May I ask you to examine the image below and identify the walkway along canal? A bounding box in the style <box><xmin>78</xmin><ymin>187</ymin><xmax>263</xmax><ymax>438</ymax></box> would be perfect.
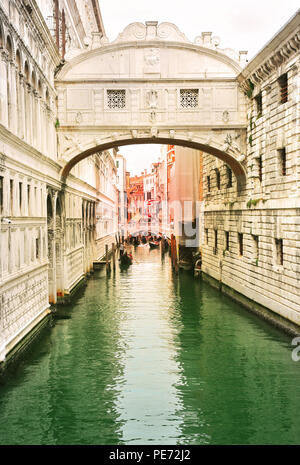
<box><xmin>0</xmin><ymin>245</ymin><xmax>300</xmax><ymax>445</ymax></box>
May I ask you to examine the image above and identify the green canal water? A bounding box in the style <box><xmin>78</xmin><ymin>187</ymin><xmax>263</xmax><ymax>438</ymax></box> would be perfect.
<box><xmin>1</xmin><ymin>246</ymin><xmax>300</xmax><ymax>445</ymax></box>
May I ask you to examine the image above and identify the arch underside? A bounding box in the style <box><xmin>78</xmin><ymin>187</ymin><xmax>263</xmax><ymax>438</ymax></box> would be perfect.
<box><xmin>60</xmin><ymin>136</ymin><xmax>247</xmax><ymax>192</ymax></box>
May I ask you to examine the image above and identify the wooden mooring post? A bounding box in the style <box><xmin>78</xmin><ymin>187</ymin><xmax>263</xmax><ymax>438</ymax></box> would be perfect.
<box><xmin>112</xmin><ymin>243</ymin><xmax>116</xmax><ymax>270</ymax></box>
<box><xmin>105</xmin><ymin>244</ymin><xmax>111</xmax><ymax>274</ymax></box>
<box><xmin>171</xmin><ymin>234</ymin><xmax>178</xmax><ymax>273</ymax></box>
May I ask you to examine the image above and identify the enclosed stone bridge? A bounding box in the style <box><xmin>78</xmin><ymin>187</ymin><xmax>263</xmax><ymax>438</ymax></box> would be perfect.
<box><xmin>55</xmin><ymin>21</ymin><xmax>248</xmax><ymax>190</ymax></box>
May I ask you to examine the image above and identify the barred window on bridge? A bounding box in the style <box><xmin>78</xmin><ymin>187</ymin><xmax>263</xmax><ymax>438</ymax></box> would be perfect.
<box><xmin>180</xmin><ymin>89</ymin><xmax>199</xmax><ymax>108</ymax></box>
<box><xmin>107</xmin><ymin>89</ymin><xmax>126</xmax><ymax>109</ymax></box>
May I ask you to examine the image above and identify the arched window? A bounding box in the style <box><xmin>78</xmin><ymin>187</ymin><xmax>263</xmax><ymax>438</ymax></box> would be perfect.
<box><xmin>6</xmin><ymin>35</ymin><xmax>13</xmax><ymax>60</ymax></box>
<box><xmin>38</xmin><ymin>79</ymin><xmax>42</xmax><ymax>97</ymax></box>
<box><xmin>16</xmin><ymin>49</ymin><xmax>21</xmax><ymax>72</ymax></box>
<box><xmin>0</xmin><ymin>25</ymin><xmax>4</xmax><ymax>48</ymax></box>
<box><xmin>31</xmin><ymin>70</ymin><xmax>37</xmax><ymax>90</ymax></box>
<box><xmin>45</xmin><ymin>88</ymin><xmax>50</xmax><ymax>106</ymax></box>
<box><xmin>24</xmin><ymin>61</ymin><xmax>29</xmax><ymax>82</ymax></box>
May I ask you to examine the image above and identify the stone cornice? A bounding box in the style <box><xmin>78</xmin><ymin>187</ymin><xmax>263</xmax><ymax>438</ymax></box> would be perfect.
<box><xmin>0</xmin><ymin>123</ymin><xmax>62</xmax><ymax>173</ymax></box>
<box><xmin>56</xmin><ymin>40</ymin><xmax>243</xmax><ymax>80</ymax></box>
<box><xmin>19</xmin><ymin>0</ymin><xmax>61</xmax><ymax>67</ymax></box>
<box><xmin>238</xmin><ymin>10</ymin><xmax>300</xmax><ymax>89</ymax></box>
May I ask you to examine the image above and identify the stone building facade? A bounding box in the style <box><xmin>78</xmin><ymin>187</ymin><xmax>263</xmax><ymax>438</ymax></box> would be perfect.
<box><xmin>0</xmin><ymin>0</ymin><xmax>116</xmax><ymax>364</ymax></box>
<box><xmin>201</xmin><ymin>11</ymin><xmax>300</xmax><ymax>329</ymax></box>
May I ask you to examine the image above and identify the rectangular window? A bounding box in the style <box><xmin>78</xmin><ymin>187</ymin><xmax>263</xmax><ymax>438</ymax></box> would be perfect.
<box><xmin>207</xmin><ymin>176</ymin><xmax>211</xmax><ymax>193</ymax></box>
<box><xmin>213</xmin><ymin>229</ymin><xmax>218</xmax><ymax>255</ymax></box>
<box><xmin>278</xmin><ymin>73</ymin><xmax>288</xmax><ymax>104</ymax></box>
<box><xmin>10</xmin><ymin>179</ymin><xmax>13</xmax><ymax>216</ymax></box>
<box><xmin>107</xmin><ymin>89</ymin><xmax>126</xmax><ymax>109</ymax></box>
<box><xmin>255</xmin><ymin>92</ymin><xmax>262</xmax><ymax>116</ymax></box>
<box><xmin>278</xmin><ymin>148</ymin><xmax>286</xmax><ymax>176</ymax></box>
<box><xmin>225</xmin><ymin>231</ymin><xmax>229</xmax><ymax>251</ymax></box>
<box><xmin>252</xmin><ymin>235</ymin><xmax>259</xmax><ymax>260</ymax></box>
<box><xmin>0</xmin><ymin>176</ymin><xmax>3</xmax><ymax>214</ymax></box>
<box><xmin>180</xmin><ymin>89</ymin><xmax>199</xmax><ymax>108</ymax></box>
<box><xmin>19</xmin><ymin>182</ymin><xmax>22</xmax><ymax>212</ymax></box>
<box><xmin>275</xmin><ymin>238</ymin><xmax>283</xmax><ymax>266</ymax></box>
<box><xmin>227</xmin><ymin>166</ymin><xmax>232</xmax><ymax>188</ymax></box>
<box><xmin>36</xmin><ymin>237</ymin><xmax>39</xmax><ymax>259</ymax></box>
<box><xmin>205</xmin><ymin>228</ymin><xmax>209</xmax><ymax>245</ymax></box>
<box><xmin>258</xmin><ymin>156</ymin><xmax>263</xmax><ymax>182</ymax></box>
<box><xmin>238</xmin><ymin>233</ymin><xmax>243</xmax><ymax>256</ymax></box>
<box><xmin>27</xmin><ymin>185</ymin><xmax>31</xmax><ymax>215</ymax></box>
<box><xmin>215</xmin><ymin>169</ymin><xmax>221</xmax><ymax>190</ymax></box>
<box><xmin>116</xmin><ymin>160</ymin><xmax>119</xmax><ymax>168</ymax></box>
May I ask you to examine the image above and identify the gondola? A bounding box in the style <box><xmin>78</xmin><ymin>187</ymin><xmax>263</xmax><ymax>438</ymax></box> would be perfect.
<box><xmin>120</xmin><ymin>253</ymin><xmax>132</xmax><ymax>266</ymax></box>
<box><xmin>149</xmin><ymin>241</ymin><xmax>160</xmax><ymax>249</ymax></box>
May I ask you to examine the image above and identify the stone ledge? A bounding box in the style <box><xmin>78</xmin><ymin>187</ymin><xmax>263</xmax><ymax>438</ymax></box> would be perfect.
<box><xmin>0</xmin><ymin>308</ymin><xmax>52</xmax><ymax>375</ymax></box>
<box><xmin>201</xmin><ymin>271</ymin><xmax>300</xmax><ymax>337</ymax></box>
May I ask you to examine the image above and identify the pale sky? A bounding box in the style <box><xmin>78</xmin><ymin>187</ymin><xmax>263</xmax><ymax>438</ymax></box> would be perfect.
<box><xmin>100</xmin><ymin>0</ymin><xmax>299</xmax><ymax>175</ymax></box>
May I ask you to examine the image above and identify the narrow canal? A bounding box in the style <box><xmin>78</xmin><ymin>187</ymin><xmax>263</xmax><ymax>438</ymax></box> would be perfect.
<box><xmin>1</xmin><ymin>245</ymin><xmax>300</xmax><ymax>445</ymax></box>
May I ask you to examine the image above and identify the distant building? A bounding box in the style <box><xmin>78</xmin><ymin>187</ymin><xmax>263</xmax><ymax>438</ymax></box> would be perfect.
<box><xmin>115</xmin><ymin>152</ymin><xmax>127</xmax><ymax>238</ymax></box>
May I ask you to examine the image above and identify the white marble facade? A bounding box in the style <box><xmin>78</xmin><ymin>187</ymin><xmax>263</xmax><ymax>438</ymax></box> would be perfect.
<box><xmin>0</xmin><ymin>0</ymin><xmax>115</xmax><ymax>363</ymax></box>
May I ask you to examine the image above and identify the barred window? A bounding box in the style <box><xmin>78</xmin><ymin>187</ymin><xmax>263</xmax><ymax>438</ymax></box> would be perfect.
<box><xmin>278</xmin><ymin>73</ymin><xmax>288</xmax><ymax>104</ymax></box>
<box><xmin>213</xmin><ymin>229</ymin><xmax>218</xmax><ymax>255</ymax></box>
<box><xmin>225</xmin><ymin>231</ymin><xmax>230</xmax><ymax>251</ymax></box>
<box><xmin>275</xmin><ymin>238</ymin><xmax>283</xmax><ymax>266</ymax></box>
<box><xmin>255</xmin><ymin>92</ymin><xmax>262</xmax><ymax>116</ymax></box>
<box><xmin>215</xmin><ymin>169</ymin><xmax>221</xmax><ymax>190</ymax></box>
<box><xmin>226</xmin><ymin>166</ymin><xmax>233</xmax><ymax>188</ymax></box>
<box><xmin>278</xmin><ymin>148</ymin><xmax>286</xmax><ymax>176</ymax></box>
<box><xmin>107</xmin><ymin>89</ymin><xmax>126</xmax><ymax>109</ymax></box>
<box><xmin>238</xmin><ymin>233</ymin><xmax>243</xmax><ymax>256</ymax></box>
<box><xmin>180</xmin><ymin>89</ymin><xmax>199</xmax><ymax>108</ymax></box>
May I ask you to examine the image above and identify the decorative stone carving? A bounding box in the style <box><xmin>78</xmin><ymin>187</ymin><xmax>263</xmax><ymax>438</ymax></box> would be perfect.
<box><xmin>75</xmin><ymin>112</ymin><xmax>83</xmax><ymax>124</ymax></box>
<box><xmin>146</xmin><ymin>90</ymin><xmax>158</xmax><ymax>109</ymax></box>
<box><xmin>0</xmin><ymin>152</ymin><xmax>6</xmax><ymax>171</ymax></box>
<box><xmin>151</xmin><ymin>127</ymin><xmax>158</xmax><ymax>138</ymax></box>
<box><xmin>59</xmin><ymin>134</ymin><xmax>83</xmax><ymax>159</ymax></box>
<box><xmin>222</xmin><ymin>110</ymin><xmax>229</xmax><ymax>122</ymax></box>
<box><xmin>114</xmin><ymin>22</ymin><xmax>146</xmax><ymax>42</ymax></box>
<box><xmin>156</xmin><ymin>23</ymin><xmax>189</xmax><ymax>43</ymax></box>
<box><xmin>144</xmin><ymin>49</ymin><xmax>160</xmax><ymax>74</ymax></box>
<box><xmin>223</xmin><ymin>133</ymin><xmax>242</xmax><ymax>154</ymax></box>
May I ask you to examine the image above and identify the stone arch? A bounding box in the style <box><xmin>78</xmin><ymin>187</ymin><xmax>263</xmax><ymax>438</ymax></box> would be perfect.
<box><xmin>31</xmin><ymin>70</ymin><xmax>37</xmax><ymax>90</ymax></box>
<box><xmin>15</xmin><ymin>48</ymin><xmax>21</xmax><ymax>71</ymax></box>
<box><xmin>24</xmin><ymin>60</ymin><xmax>29</xmax><ymax>82</ymax></box>
<box><xmin>61</xmin><ymin>137</ymin><xmax>247</xmax><ymax>192</ymax></box>
<box><xmin>37</xmin><ymin>78</ymin><xmax>42</xmax><ymax>97</ymax></box>
<box><xmin>5</xmin><ymin>34</ymin><xmax>13</xmax><ymax>60</ymax></box>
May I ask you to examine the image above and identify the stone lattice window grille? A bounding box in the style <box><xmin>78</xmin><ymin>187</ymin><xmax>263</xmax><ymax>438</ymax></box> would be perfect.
<box><xmin>107</xmin><ymin>89</ymin><xmax>126</xmax><ymax>109</ymax></box>
<box><xmin>180</xmin><ymin>89</ymin><xmax>199</xmax><ymax>108</ymax></box>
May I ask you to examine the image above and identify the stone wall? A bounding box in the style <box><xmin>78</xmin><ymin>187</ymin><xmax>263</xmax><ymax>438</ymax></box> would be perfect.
<box><xmin>201</xmin><ymin>12</ymin><xmax>300</xmax><ymax>327</ymax></box>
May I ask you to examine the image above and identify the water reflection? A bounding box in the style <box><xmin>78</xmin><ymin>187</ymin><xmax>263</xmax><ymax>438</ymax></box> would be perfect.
<box><xmin>0</xmin><ymin>247</ymin><xmax>300</xmax><ymax>444</ymax></box>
